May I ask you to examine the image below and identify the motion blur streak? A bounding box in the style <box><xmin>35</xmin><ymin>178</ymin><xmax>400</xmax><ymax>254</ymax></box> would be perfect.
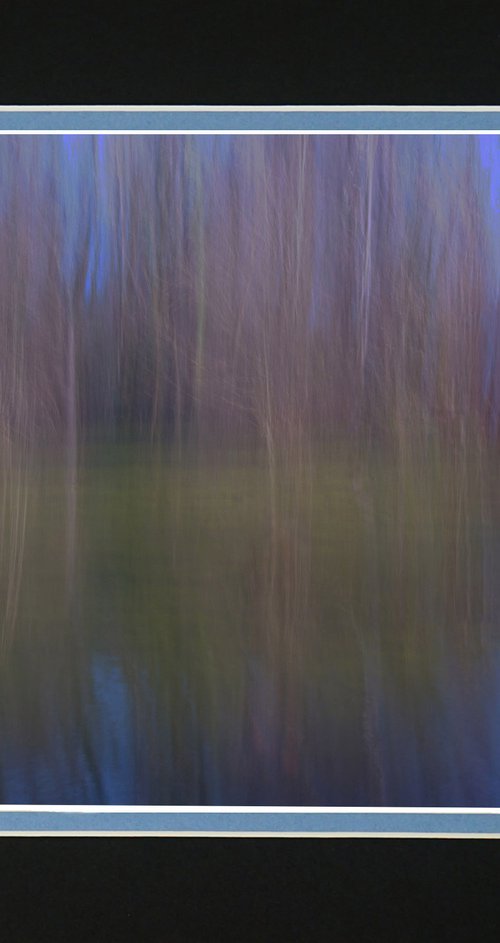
<box><xmin>1</xmin><ymin>136</ymin><xmax>500</xmax><ymax>804</ymax></box>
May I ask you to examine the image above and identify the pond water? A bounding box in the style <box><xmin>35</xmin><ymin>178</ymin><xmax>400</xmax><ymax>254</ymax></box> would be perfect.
<box><xmin>1</xmin><ymin>445</ymin><xmax>500</xmax><ymax>805</ymax></box>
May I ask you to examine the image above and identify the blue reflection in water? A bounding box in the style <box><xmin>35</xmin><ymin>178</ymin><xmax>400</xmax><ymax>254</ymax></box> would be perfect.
<box><xmin>3</xmin><ymin>629</ymin><xmax>500</xmax><ymax>805</ymax></box>
<box><xmin>2</xmin><ymin>456</ymin><xmax>500</xmax><ymax>805</ymax></box>
<box><xmin>89</xmin><ymin>654</ymin><xmax>135</xmax><ymax>803</ymax></box>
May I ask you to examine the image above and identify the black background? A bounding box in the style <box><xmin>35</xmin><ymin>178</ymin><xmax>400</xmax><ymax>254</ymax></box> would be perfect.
<box><xmin>1</xmin><ymin>837</ymin><xmax>499</xmax><ymax>941</ymax></box>
<box><xmin>0</xmin><ymin>1</ymin><xmax>498</xmax><ymax>104</ymax></box>
<box><xmin>0</xmin><ymin>2</ymin><xmax>499</xmax><ymax>940</ymax></box>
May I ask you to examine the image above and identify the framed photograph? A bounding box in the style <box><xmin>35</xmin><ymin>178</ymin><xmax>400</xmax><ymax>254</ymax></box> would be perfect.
<box><xmin>1</xmin><ymin>107</ymin><xmax>499</xmax><ymax>840</ymax></box>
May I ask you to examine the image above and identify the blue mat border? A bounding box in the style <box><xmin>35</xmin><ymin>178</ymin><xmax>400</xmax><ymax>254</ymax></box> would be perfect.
<box><xmin>0</xmin><ymin>810</ymin><xmax>499</xmax><ymax>834</ymax></box>
<box><xmin>0</xmin><ymin>109</ymin><xmax>499</xmax><ymax>131</ymax></box>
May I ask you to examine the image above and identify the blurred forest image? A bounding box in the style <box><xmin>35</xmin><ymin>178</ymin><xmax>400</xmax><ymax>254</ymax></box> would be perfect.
<box><xmin>1</xmin><ymin>134</ymin><xmax>500</xmax><ymax>804</ymax></box>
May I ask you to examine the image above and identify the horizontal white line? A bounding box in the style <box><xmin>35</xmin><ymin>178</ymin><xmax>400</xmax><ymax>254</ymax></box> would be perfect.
<box><xmin>0</xmin><ymin>131</ymin><xmax>497</xmax><ymax>137</ymax></box>
<box><xmin>1</xmin><ymin>806</ymin><xmax>499</xmax><ymax>814</ymax></box>
<box><xmin>0</xmin><ymin>831</ymin><xmax>498</xmax><ymax>838</ymax></box>
<box><xmin>1</xmin><ymin>106</ymin><xmax>500</xmax><ymax>112</ymax></box>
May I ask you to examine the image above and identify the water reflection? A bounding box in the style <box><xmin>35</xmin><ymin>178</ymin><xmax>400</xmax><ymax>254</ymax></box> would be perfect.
<box><xmin>1</xmin><ymin>448</ymin><xmax>500</xmax><ymax>805</ymax></box>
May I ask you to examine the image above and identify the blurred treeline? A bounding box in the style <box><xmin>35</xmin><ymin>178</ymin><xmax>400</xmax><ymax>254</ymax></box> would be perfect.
<box><xmin>0</xmin><ymin>134</ymin><xmax>498</xmax><ymax>457</ymax></box>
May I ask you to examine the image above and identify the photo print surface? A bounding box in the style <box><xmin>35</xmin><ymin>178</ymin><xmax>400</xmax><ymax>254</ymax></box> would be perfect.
<box><xmin>1</xmin><ymin>133</ymin><xmax>500</xmax><ymax>807</ymax></box>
